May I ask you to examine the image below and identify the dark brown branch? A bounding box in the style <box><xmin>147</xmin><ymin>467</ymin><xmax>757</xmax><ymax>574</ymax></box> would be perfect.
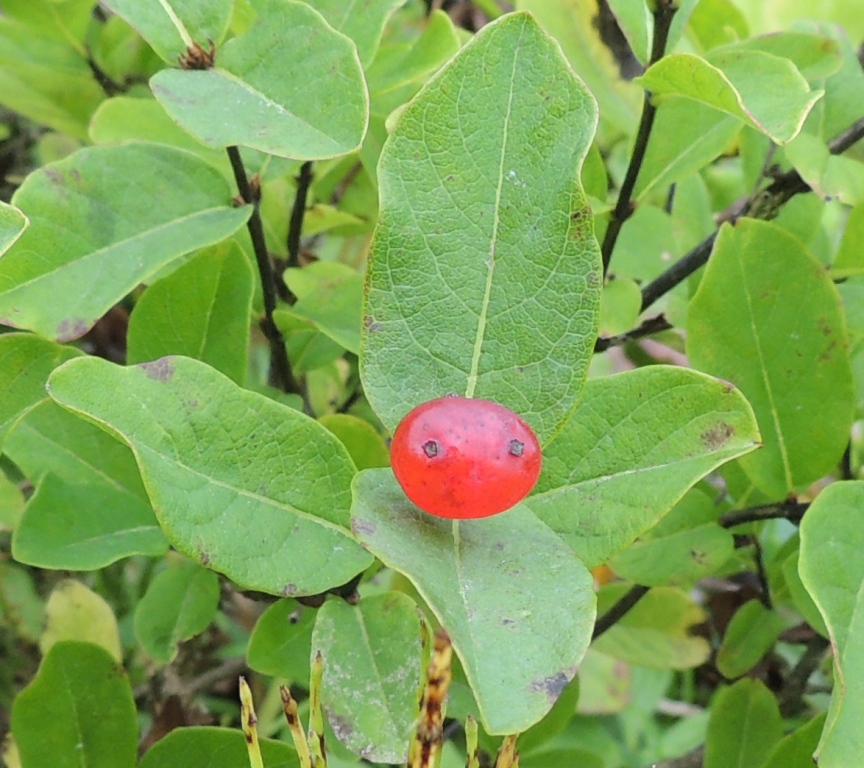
<box><xmin>718</xmin><ymin>500</ymin><xmax>809</xmax><ymax>529</ymax></box>
<box><xmin>640</xmin><ymin>114</ymin><xmax>864</xmax><ymax>312</ymax></box>
<box><xmin>778</xmin><ymin>634</ymin><xmax>830</xmax><ymax>717</ymax></box>
<box><xmin>594</xmin><ymin>313</ymin><xmax>672</xmax><ymax>352</ymax></box>
<box><xmin>592</xmin><ymin>584</ymin><xmax>650</xmax><ymax>640</ymax></box>
<box><xmin>601</xmin><ymin>0</ymin><xmax>677</xmax><ymax>275</ymax></box>
<box><xmin>287</xmin><ymin>161</ymin><xmax>314</xmax><ymax>272</ymax></box>
<box><xmin>226</xmin><ymin>146</ymin><xmax>300</xmax><ymax>396</ymax></box>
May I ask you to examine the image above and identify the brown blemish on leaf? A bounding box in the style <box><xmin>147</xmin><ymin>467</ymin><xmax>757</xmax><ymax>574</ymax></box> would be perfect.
<box><xmin>352</xmin><ymin>518</ymin><xmax>376</xmax><ymax>537</ymax></box>
<box><xmin>139</xmin><ymin>358</ymin><xmax>175</xmax><ymax>382</ymax></box>
<box><xmin>56</xmin><ymin>318</ymin><xmax>90</xmax><ymax>342</ymax></box>
<box><xmin>701</xmin><ymin>422</ymin><xmax>735</xmax><ymax>450</ymax></box>
<box><xmin>530</xmin><ymin>670</ymin><xmax>571</xmax><ymax>703</ymax></box>
<box><xmin>199</xmin><ymin>551</ymin><xmax>210</xmax><ymax>566</ymax></box>
<box><xmin>364</xmin><ymin>316</ymin><xmax>384</xmax><ymax>333</ymax></box>
<box><xmin>281</xmin><ymin>583</ymin><xmax>298</xmax><ymax>597</ymax></box>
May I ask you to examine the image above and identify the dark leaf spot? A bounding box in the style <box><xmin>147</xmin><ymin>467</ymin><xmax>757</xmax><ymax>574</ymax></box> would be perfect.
<box><xmin>139</xmin><ymin>358</ymin><xmax>175</xmax><ymax>382</ymax></box>
<box><xmin>352</xmin><ymin>518</ymin><xmax>376</xmax><ymax>537</ymax></box>
<box><xmin>281</xmin><ymin>583</ymin><xmax>298</xmax><ymax>597</ymax></box>
<box><xmin>530</xmin><ymin>671</ymin><xmax>571</xmax><ymax>703</ymax></box>
<box><xmin>56</xmin><ymin>318</ymin><xmax>90</xmax><ymax>342</ymax></box>
<box><xmin>199</xmin><ymin>551</ymin><xmax>210</xmax><ymax>566</ymax></box>
<box><xmin>701</xmin><ymin>422</ymin><xmax>734</xmax><ymax>450</ymax></box>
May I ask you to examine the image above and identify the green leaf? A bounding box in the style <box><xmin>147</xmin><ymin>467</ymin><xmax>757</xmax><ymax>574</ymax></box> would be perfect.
<box><xmin>799</xmin><ymin>480</ymin><xmax>864</xmax><ymax>767</ymax></box>
<box><xmin>605</xmin><ymin>0</ymin><xmax>651</xmax><ymax>65</ymax></box>
<box><xmin>517</xmin><ymin>0</ymin><xmax>640</xmax><ymax>132</ymax></box>
<box><xmin>102</xmin><ymin>0</ymin><xmax>233</xmax><ymax>63</ymax></box>
<box><xmin>351</xmin><ymin>470</ymin><xmax>596</xmax><ymax>735</ymax></box>
<box><xmin>11</xmin><ymin>642</ymin><xmax>137</xmax><ymax>768</ymax></box>
<box><xmin>785</xmin><ymin>131</ymin><xmax>864</xmax><ymax>206</ymax></box>
<box><xmin>0</xmin><ymin>143</ymin><xmax>251</xmax><ymax>341</ymax></box>
<box><xmin>687</xmin><ymin>0</ymin><xmax>749</xmax><ymax>51</ymax></box>
<box><xmin>0</xmin><ymin>333</ymin><xmax>81</xmax><ymax>446</ymax></box>
<box><xmin>138</xmin><ymin>727</ymin><xmax>299</xmax><ymax>768</ymax></box>
<box><xmin>309</xmin><ymin>0</ymin><xmax>407</xmax><ymax>65</ymax></box>
<box><xmin>0</xmin><ymin>472</ymin><xmax>25</xmax><ymax>532</ymax></box>
<box><xmin>636</xmin><ymin>50</ymin><xmax>822</xmax><ymax>143</ymax></box>
<box><xmin>2</xmin><ymin>0</ymin><xmax>95</xmax><ymax>44</ymax></box>
<box><xmin>319</xmin><ymin>413</ymin><xmax>390</xmax><ymax>470</ymax></box>
<box><xmin>704</xmin><ymin>679</ymin><xmax>782</xmax><ymax>768</ymax></box>
<box><xmin>312</xmin><ymin>592</ymin><xmax>422</xmax><ymax>762</ymax></box>
<box><xmin>247</xmin><ymin>599</ymin><xmax>316</xmax><ymax>682</ymax></box>
<box><xmin>127</xmin><ymin>241</ymin><xmax>253</xmax><ymax>385</ymax></box>
<box><xmin>47</xmin><ymin>356</ymin><xmax>373</xmax><ymax>595</ymax></box>
<box><xmin>274</xmin><ymin>308</ymin><xmax>347</xmax><ymax>374</ymax></box>
<box><xmin>13</xmin><ymin>473</ymin><xmax>168</xmax><ymax>570</ymax></box>
<box><xmin>634</xmin><ymin>97</ymin><xmax>741</xmax><ymax>201</ymax></box>
<box><xmin>361</xmin><ymin>12</ymin><xmax>601</xmax><ymax>441</ymax></box>
<box><xmin>780</xmin><ymin>544</ymin><xmax>828</xmax><ymax>637</ymax></box>
<box><xmin>0</xmin><ymin>18</ymin><xmax>105</xmax><ymax>139</ymax></box>
<box><xmin>592</xmin><ymin>586</ymin><xmax>711</xmax><ymax>669</ymax></box>
<box><xmin>608</xmin><ymin>487</ymin><xmax>735</xmax><ymax>588</ymax></box>
<box><xmin>286</xmin><ymin>263</ymin><xmax>364</xmax><ymax>354</ymax></box>
<box><xmin>524</xmin><ymin>366</ymin><xmax>759</xmax><ymax>569</ymax></box>
<box><xmin>715</xmin><ymin>599</ymin><xmax>786</xmax><ymax>679</ymax></box>
<box><xmin>151</xmin><ymin>0</ymin><xmax>368</xmax><ymax>160</ymax></box>
<box><xmin>0</xmin><ymin>201</ymin><xmax>26</xmax><ymax>257</ymax></box>
<box><xmin>723</xmin><ymin>31</ymin><xmax>843</xmax><ymax>81</ymax></box>
<box><xmin>0</xmin><ymin>562</ymin><xmax>44</xmax><ymax>643</ymax></box>
<box><xmin>40</xmin><ymin>580</ymin><xmax>122</xmax><ymax>663</ymax></box>
<box><xmin>687</xmin><ymin>220</ymin><xmax>855</xmax><ymax>497</ymax></box>
<box><xmin>834</xmin><ymin>203</ymin><xmax>864</xmax><ymax>276</ymax></box>
<box><xmin>134</xmin><ymin>558</ymin><xmax>221</xmax><ymax>663</ymax></box>
<box><xmin>761</xmin><ymin>713</ymin><xmax>827</xmax><ymax>768</ymax></box>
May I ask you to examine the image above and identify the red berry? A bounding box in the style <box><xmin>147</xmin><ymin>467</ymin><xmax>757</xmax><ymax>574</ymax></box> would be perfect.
<box><xmin>390</xmin><ymin>397</ymin><xmax>542</xmax><ymax>519</ymax></box>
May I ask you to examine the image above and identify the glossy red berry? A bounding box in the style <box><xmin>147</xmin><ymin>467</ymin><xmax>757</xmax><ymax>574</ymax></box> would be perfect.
<box><xmin>390</xmin><ymin>396</ymin><xmax>542</xmax><ymax>519</ymax></box>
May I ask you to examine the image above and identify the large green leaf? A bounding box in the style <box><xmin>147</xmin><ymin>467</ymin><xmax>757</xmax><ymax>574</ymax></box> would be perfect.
<box><xmin>351</xmin><ymin>470</ymin><xmax>596</xmax><ymax>735</ymax></box>
<box><xmin>361</xmin><ymin>12</ymin><xmax>601</xmax><ymax>442</ymax></box>
<box><xmin>0</xmin><ymin>333</ymin><xmax>81</xmax><ymax>446</ymax></box>
<box><xmin>0</xmin><ymin>143</ymin><xmax>251</xmax><ymax>341</ymax></box>
<box><xmin>138</xmin><ymin>727</ymin><xmax>299</xmax><ymax>768</ymax></box>
<box><xmin>637</xmin><ymin>50</ymin><xmax>822</xmax><ymax>144</ymax></box>
<box><xmin>799</xmin><ymin>481</ymin><xmax>864</xmax><ymax>767</ymax></box>
<box><xmin>523</xmin><ymin>366</ymin><xmax>759</xmax><ymax>569</ymax></box>
<box><xmin>312</xmin><ymin>592</ymin><xmax>422</xmax><ymax>763</ymax></box>
<box><xmin>11</xmin><ymin>641</ymin><xmax>138</xmax><ymax>768</ymax></box>
<box><xmin>151</xmin><ymin>0</ymin><xmax>368</xmax><ymax>160</ymax></box>
<box><xmin>761</xmin><ymin>713</ymin><xmax>828</xmax><ymax>768</ymax></box>
<box><xmin>715</xmin><ymin>599</ymin><xmax>786</xmax><ymax>679</ymax></box>
<box><xmin>687</xmin><ymin>220</ymin><xmax>854</xmax><ymax>498</ymax></box>
<box><xmin>102</xmin><ymin>0</ymin><xmax>233</xmax><ymax>63</ymax></box>
<box><xmin>39</xmin><ymin>580</ymin><xmax>122</xmax><ymax>662</ymax></box>
<box><xmin>704</xmin><ymin>679</ymin><xmax>782</xmax><ymax>768</ymax></box>
<box><xmin>47</xmin><ymin>356</ymin><xmax>373</xmax><ymax>595</ymax></box>
<box><xmin>309</xmin><ymin>0</ymin><xmax>406</xmax><ymax>65</ymax></box>
<box><xmin>127</xmin><ymin>241</ymin><xmax>253</xmax><ymax>385</ymax></box>
<box><xmin>0</xmin><ymin>201</ymin><xmax>26</xmax><ymax>258</ymax></box>
<box><xmin>134</xmin><ymin>558</ymin><xmax>221</xmax><ymax>663</ymax></box>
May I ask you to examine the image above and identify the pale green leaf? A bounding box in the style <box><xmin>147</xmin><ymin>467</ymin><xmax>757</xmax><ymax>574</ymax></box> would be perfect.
<box><xmin>40</xmin><ymin>580</ymin><xmax>122</xmax><ymax>663</ymax></box>
<box><xmin>0</xmin><ymin>143</ymin><xmax>251</xmax><ymax>341</ymax></box>
<box><xmin>687</xmin><ymin>220</ymin><xmax>855</xmax><ymax>497</ymax></box>
<box><xmin>312</xmin><ymin>593</ymin><xmax>422</xmax><ymax>762</ymax></box>
<box><xmin>592</xmin><ymin>586</ymin><xmax>711</xmax><ymax>670</ymax></box>
<box><xmin>138</xmin><ymin>727</ymin><xmax>299</xmax><ymax>768</ymax></box>
<box><xmin>127</xmin><ymin>241</ymin><xmax>253</xmax><ymax>385</ymax></box>
<box><xmin>606</xmin><ymin>0</ymin><xmax>651</xmax><ymax>65</ymax></box>
<box><xmin>361</xmin><ymin>12</ymin><xmax>601</xmax><ymax>442</ymax></box>
<box><xmin>0</xmin><ymin>201</ymin><xmax>27</xmax><ymax>258</ymax></box>
<box><xmin>151</xmin><ymin>0</ymin><xmax>368</xmax><ymax>159</ymax></box>
<box><xmin>247</xmin><ymin>599</ymin><xmax>316</xmax><ymax>682</ymax></box>
<box><xmin>47</xmin><ymin>356</ymin><xmax>373</xmax><ymax>595</ymax></box>
<box><xmin>319</xmin><ymin>413</ymin><xmax>390</xmax><ymax>470</ymax></box>
<box><xmin>800</xmin><ymin>481</ymin><xmax>864</xmax><ymax>767</ymax></box>
<box><xmin>11</xmin><ymin>642</ymin><xmax>137</xmax><ymax>768</ymax></box>
<box><xmin>524</xmin><ymin>366</ymin><xmax>759</xmax><ymax>569</ymax></box>
<box><xmin>351</xmin><ymin>470</ymin><xmax>596</xmax><ymax>735</ymax></box>
<box><xmin>102</xmin><ymin>0</ymin><xmax>233</xmax><ymax>63</ymax></box>
<box><xmin>134</xmin><ymin>558</ymin><xmax>220</xmax><ymax>663</ymax></box>
<box><xmin>785</xmin><ymin>132</ymin><xmax>864</xmax><ymax>206</ymax></box>
<box><xmin>761</xmin><ymin>713</ymin><xmax>828</xmax><ymax>768</ymax></box>
<box><xmin>308</xmin><ymin>0</ymin><xmax>407</xmax><ymax>65</ymax></box>
<box><xmin>637</xmin><ymin>50</ymin><xmax>822</xmax><ymax>143</ymax></box>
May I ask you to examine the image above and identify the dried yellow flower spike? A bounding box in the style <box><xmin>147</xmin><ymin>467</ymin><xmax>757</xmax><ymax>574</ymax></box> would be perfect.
<box><xmin>409</xmin><ymin>627</ymin><xmax>453</xmax><ymax>768</ymax></box>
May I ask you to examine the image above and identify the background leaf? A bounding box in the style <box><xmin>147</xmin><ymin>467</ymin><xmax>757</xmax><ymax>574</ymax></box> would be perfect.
<box><xmin>0</xmin><ymin>143</ymin><xmax>251</xmax><ymax>341</ymax></box>
<box><xmin>715</xmin><ymin>599</ymin><xmax>787</xmax><ymax>679</ymax></box>
<box><xmin>0</xmin><ymin>201</ymin><xmax>26</xmax><ymax>257</ymax></box>
<box><xmin>247</xmin><ymin>599</ymin><xmax>316</xmax><ymax>683</ymax></box>
<box><xmin>134</xmin><ymin>557</ymin><xmax>221</xmax><ymax>663</ymax></box>
<box><xmin>799</xmin><ymin>481</ymin><xmax>864</xmax><ymax>767</ymax></box>
<box><xmin>47</xmin><ymin>356</ymin><xmax>373</xmax><ymax>595</ymax></box>
<box><xmin>138</xmin><ymin>727</ymin><xmax>299</xmax><ymax>768</ymax></box>
<box><xmin>351</xmin><ymin>470</ymin><xmax>596</xmax><ymax>735</ymax></box>
<box><xmin>309</xmin><ymin>0</ymin><xmax>407</xmax><ymax>66</ymax></box>
<box><xmin>524</xmin><ymin>366</ymin><xmax>759</xmax><ymax>568</ymax></box>
<box><xmin>687</xmin><ymin>219</ymin><xmax>854</xmax><ymax>497</ymax></box>
<box><xmin>361</xmin><ymin>12</ymin><xmax>601</xmax><ymax>442</ymax></box>
<box><xmin>151</xmin><ymin>0</ymin><xmax>368</xmax><ymax>160</ymax></box>
<box><xmin>11</xmin><ymin>641</ymin><xmax>138</xmax><ymax>768</ymax></box>
<box><xmin>312</xmin><ymin>592</ymin><xmax>422</xmax><ymax>763</ymax></box>
<box><xmin>127</xmin><ymin>241</ymin><xmax>253</xmax><ymax>385</ymax></box>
